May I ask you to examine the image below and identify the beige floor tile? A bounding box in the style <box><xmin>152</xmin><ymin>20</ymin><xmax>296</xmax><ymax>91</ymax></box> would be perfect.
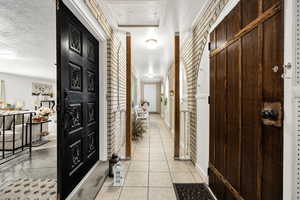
<box><xmin>134</xmin><ymin>144</ymin><xmax>149</xmax><ymax>149</ymax></box>
<box><xmin>191</xmin><ymin>172</ymin><xmax>205</xmax><ymax>183</ymax></box>
<box><xmin>171</xmin><ymin>172</ymin><xmax>196</xmax><ymax>183</ymax></box>
<box><xmin>103</xmin><ymin>177</ymin><xmax>114</xmax><ymax>187</ymax></box>
<box><xmin>149</xmin><ymin>161</ymin><xmax>169</xmax><ymax>172</ymax></box>
<box><xmin>149</xmin><ymin>172</ymin><xmax>173</xmax><ymax>187</ymax></box>
<box><xmin>150</xmin><ymin>153</ymin><xmax>166</xmax><ymax>161</ymax></box>
<box><xmin>121</xmin><ymin>161</ymin><xmax>131</xmax><ymax>172</ymax></box>
<box><xmin>150</xmin><ymin>142</ymin><xmax>164</xmax><ymax>147</ymax></box>
<box><xmin>168</xmin><ymin>160</ymin><xmax>190</xmax><ymax>172</ymax></box>
<box><xmin>135</xmin><ymin>147</ymin><xmax>149</xmax><ymax>153</ymax></box>
<box><xmin>150</xmin><ymin>150</ymin><xmax>165</xmax><ymax>156</ymax></box>
<box><xmin>119</xmin><ymin>187</ymin><xmax>148</xmax><ymax>200</ymax></box>
<box><xmin>132</xmin><ymin>152</ymin><xmax>149</xmax><ymax>161</ymax></box>
<box><xmin>95</xmin><ymin>186</ymin><xmax>121</xmax><ymax>200</ymax></box>
<box><xmin>149</xmin><ymin>187</ymin><xmax>177</xmax><ymax>200</ymax></box>
<box><xmin>124</xmin><ymin>172</ymin><xmax>148</xmax><ymax>187</ymax></box>
<box><xmin>150</xmin><ymin>149</ymin><xmax>165</xmax><ymax>155</ymax></box>
<box><xmin>129</xmin><ymin>161</ymin><xmax>149</xmax><ymax>172</ymax></box>
<box><xmin>150</xmin><ymin>146</ymin><xmax>165</xmax><ymax>153</ymax></box>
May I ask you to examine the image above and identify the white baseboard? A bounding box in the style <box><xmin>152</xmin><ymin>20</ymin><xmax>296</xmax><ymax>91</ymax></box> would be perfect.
<box><xmin>195</xmin><ymin>163</ymin><xmax>209</xmax><ymax>183</ymax></box>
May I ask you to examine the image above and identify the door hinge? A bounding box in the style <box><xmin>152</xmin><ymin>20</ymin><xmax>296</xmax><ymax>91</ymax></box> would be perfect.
<box><xmin>208</xmin><ymin>96</ymin><xmax>210</xmax><ymax>104</ymax></box>
<box><xmin>56</xmin><ymin>0</ymin><xmax>60</xmax><ymax>10</ymax></box>
<box><xmin>208</xmin><ymin>42</ymin><xmax>211</xmax><ymax>51</ymax></box>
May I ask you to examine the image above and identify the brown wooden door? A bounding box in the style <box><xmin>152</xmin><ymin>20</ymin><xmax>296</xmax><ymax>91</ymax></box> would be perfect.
<box><xmin>209</xmin><ymin>0</ymin><xmax>283</xmax><ymax>199</ymax></box>
<box><xmin>57</xmin><ymin>2</ymin><xmax>100</xmax><ymax>199</ymax></box>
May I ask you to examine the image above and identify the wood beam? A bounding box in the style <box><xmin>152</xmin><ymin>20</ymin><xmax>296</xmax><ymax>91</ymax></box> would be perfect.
<box><xmin>174</xmin><ymin>32</ymin><xmax>180</xmax><ymax>159</ymax></box>
<box><xmin>126</xmin><ymin>32</ymin><xmax>132</xmax><ymax>159</ymax></box>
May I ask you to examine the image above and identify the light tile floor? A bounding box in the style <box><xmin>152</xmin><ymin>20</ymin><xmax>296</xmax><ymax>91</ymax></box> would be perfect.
<box><xmin>96</xmin><ymin>115</ymin><xmax>204</xmax><ymax>200</ymax></box>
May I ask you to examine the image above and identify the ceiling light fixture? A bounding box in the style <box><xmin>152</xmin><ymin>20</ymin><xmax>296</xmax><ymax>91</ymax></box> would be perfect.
<box><xmin>146</xmin><ymin>73</ymin><xmax>154</xmax><ymax>78</ymax></box>
<box><xmin>146</xmin><ymin>39</ymin><xmax>158</xmax><ymax>49</ymax></box>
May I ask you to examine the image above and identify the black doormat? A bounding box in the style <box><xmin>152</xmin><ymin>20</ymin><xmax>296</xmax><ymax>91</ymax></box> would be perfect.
<box><xmin>173</xmin><ymin>183</ymin><xmax>216</xmax><ymax>200</ymax></box>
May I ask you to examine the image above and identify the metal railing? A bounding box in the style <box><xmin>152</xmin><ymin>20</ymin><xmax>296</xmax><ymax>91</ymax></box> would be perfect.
<box><xmin>0</xmin><ymin>112</ymin><xmax>34</xmax><ymax>165</ymax></box>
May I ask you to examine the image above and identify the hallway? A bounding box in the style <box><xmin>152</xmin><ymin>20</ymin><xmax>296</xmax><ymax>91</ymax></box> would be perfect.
<box><xmin>96</xmin><ymin>115</ymin><xmax>203</xmax><ymax>200</ymax></box>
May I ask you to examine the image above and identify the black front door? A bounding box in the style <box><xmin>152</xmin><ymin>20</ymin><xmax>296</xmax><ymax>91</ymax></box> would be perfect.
<box><xmin>57</xmin><ymin>2</ymin><xmax>99</xmax><ymax>199</ymax></box>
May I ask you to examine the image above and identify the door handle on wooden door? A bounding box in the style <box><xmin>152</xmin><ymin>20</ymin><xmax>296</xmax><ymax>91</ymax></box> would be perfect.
<box><xmin>261</xmin><ymin>102</ymin><xmax>282</xmax><ymax>127</ymax></box>
<box><xmin>261</xmin><ymin>109</ymin><xmax>278</xmax><ymax>121</ymax></box>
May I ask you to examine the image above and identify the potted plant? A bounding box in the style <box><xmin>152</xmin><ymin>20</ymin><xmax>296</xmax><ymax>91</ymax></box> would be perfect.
<box><xmin>132</xmin><ymin>117</ymin><xmax>146</xmax><ymax>140</ymax></box>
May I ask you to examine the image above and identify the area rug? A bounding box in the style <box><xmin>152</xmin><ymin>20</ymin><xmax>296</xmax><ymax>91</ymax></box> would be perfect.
<box><xmin>0</xmin><ymin>178</ymin><xmax>57</xmax><ymax>200</ymax></box>
<box><xmin>173</xmin><ymin>183</ymin><xmax>216</xmax><ymax>200</ymax></box>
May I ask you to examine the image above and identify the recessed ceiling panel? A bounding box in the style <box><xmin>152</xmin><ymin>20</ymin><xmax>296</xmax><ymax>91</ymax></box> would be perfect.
<box><xmin>105</xmin><ymin>0</ymin><xmax>161</xmax><ymax>26</ymax></box>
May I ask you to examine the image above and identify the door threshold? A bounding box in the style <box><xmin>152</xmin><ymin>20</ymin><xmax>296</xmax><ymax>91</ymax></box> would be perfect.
<box><xmin>66</xmin><ymin>161</ymin><xmax>108</xmax><ymax>200</ymax></box>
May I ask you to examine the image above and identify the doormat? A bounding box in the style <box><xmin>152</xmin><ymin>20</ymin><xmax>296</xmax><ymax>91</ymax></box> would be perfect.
<box><xmin>173</xmin><ymin>183</ymin><xmax>216</xmax><ymax>200</ymax></box>
<box><xmin>0</xmin><ymin>178</ymin><xmax>57</xmax><ymax>200</ymax></box>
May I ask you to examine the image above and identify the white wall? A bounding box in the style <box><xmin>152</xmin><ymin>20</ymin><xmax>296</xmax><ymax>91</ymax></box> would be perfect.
<box><xmin>196</xmin><ymin>41</ymin><xmax>210</xmax><ymax>181</ymax></box>
<box><xmin>0</xmin><ymin>72</ymin><xmax>56</xmax><ymax>110</ymax></box>
<box><xmin>283</xmin><ymin>0</ymin><xmax>295</xmax><ymax>199</ymax></box>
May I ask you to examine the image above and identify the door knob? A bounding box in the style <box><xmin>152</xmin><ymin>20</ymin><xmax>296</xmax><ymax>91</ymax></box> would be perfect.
<box><xmin>261</xmin><ymin>109</ymin><xmax>278</xmax><ymax>121</ymax></box>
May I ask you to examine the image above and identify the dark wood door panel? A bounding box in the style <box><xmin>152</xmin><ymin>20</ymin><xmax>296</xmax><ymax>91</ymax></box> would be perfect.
<box><xmin>215</xmin><ymin>50</ymin><xmax>227</xmax><ymax>175</ymax></box>
<box><xmin>209</xmin><ymin>56</ymin><xmax>216</xmax><ymax>165</ymax></box>
<box><xmin>216</xmin><ymin>20</ymin><xmax>227</xmax><ymax>49</ymax></box>
<box><xmin>57</xmin><ymin>2</ymin><xmax>100</xmax><ymax>199</ymax></box>
<box><xmin>227</xmin><ymin>41</ymin><xmax>241</xmax><ymax>124</ymax></box>
<box><xmin>263</xmin><ymin>13</ymin><xmax>284</xmax><ymax>102</ymax></box>
<box><xmin>210</xmin><ymin>172</ymin><xmax>225</xmax><ymax>200</ymax></box>
<box><xmin>240</xmin><ymin>126</ymin><xmax>260</xmax><ymax>200</ymax></box>
<box><xmin>261</xmin><ymin>12</ymin><xmax>283</xmax><ymax>200</ymax></box>
<box><xmin>263</xmin><ymin>0</ymin><xmax>281</xmax><ymax>12</ymax></box>
<box><xmin>210</xmin><ymin>30</ymin><xmax>216</xmax><ymax>52</ymax></box>
<box><xmin>225</xmin><ymin>123</ymin><xmax>241</xmax><ymax>191</ymax></box>
<box><xmin>241</xmin><ymin>29</ymin><xmax>261</xmax><ymax>200</ymax></box>
<box><xmin>209</xmin><ymin>0</ymin><xmax>283</xmax><ymax>199</ymax></box>
<box><xmin>225</xmin><ymin>41</ymin><xmax>241</xmax><ymax>192</ymax></box>
<box><xmin>226</xmin><ymin>3</ymin><xmax>241</xmax><ymax>41</ymax></box>
<box><xmin>241</xmin><ymin>0</ymin><xmax>259</xmax><ymax>27</ymax></box>
<box><xmin>242</xmin><ymin>29</ymin><xmax>260</xmax><ymax>101</ymax></box>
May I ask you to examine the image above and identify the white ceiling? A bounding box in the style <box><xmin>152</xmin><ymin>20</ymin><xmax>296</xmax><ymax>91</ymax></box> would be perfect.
<box><xmin>102</xmin><ymin>0</ymin><xmax>208</xmax><ymax>81</ymax></box>
<box><xmin>0</xmin><ymin>0</ymin><xmax>207</xmax><ymax>81</ymax></box>
<box><xmin>0</xmin><ymin>0</ymin><xmax>56</xmax><ymax>80</ymax></box>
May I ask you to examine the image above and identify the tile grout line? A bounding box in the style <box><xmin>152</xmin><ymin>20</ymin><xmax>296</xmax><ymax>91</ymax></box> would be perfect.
<box><xmin>158</xmin><ymin>118</ymin><xmax>175</xmax><ymax>184</ymax></box>
<box><xmin>116</xmin><ymin>157</ymin><xmax>132</xmax><ymax>200</ymax></box>
<box><xmin>160</xmin><ymin>116</ymin><xmax>198</xmax><ymax>184</ymax></box>
<box><xmin>116</xmin><ymin>135</ymin><xmax>137</xmax><ymax>200</ymax></box>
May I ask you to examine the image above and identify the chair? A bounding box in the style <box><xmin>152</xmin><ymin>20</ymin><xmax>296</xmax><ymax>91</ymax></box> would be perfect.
<box><xmin>135</xmin><ymin>107</ymin><xmax>150</xmax><ymax>128</ymax></box>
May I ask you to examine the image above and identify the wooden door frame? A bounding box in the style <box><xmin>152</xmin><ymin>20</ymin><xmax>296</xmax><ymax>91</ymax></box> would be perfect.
<box><xmin>125</xmin><ymin>32</ymin><xmax>132</xmax><ymax>159</ymax></box>
<box><xmin>174</xmin><ymin>32</ymin><xmax>180</xmax><ymax>159</ymax></box>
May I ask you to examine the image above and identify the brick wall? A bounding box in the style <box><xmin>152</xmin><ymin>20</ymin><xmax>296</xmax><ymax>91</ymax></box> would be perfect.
<box><xmin>181</xmin><ymin>0</ymin><xmax>230</xmax><ymax>163</ymax></box>
<box><xmin>85</xmin><ymin>0</ymin><xmax>127</xmax><ymax>157</ymax></box>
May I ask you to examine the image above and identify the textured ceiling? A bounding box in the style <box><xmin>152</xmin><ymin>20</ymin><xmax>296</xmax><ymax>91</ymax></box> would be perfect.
<box><xmin>104</xmin><ymin>0</ymin><xmax>161</xmax><ymax>26</ymax></box>
<box><xmin>0</xmin><ymin>0</ymin><xmax>56</xmax><ymax>80</ymax></box>
<box><xmin>0</xmin><ymin>0</ymin><xmax>207</xmax><ymax>81</ymax></box>
<box><xmin>102</xmin><ymin>0</ymin><xmax>208</xmax><ymax>81</ymax></box>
